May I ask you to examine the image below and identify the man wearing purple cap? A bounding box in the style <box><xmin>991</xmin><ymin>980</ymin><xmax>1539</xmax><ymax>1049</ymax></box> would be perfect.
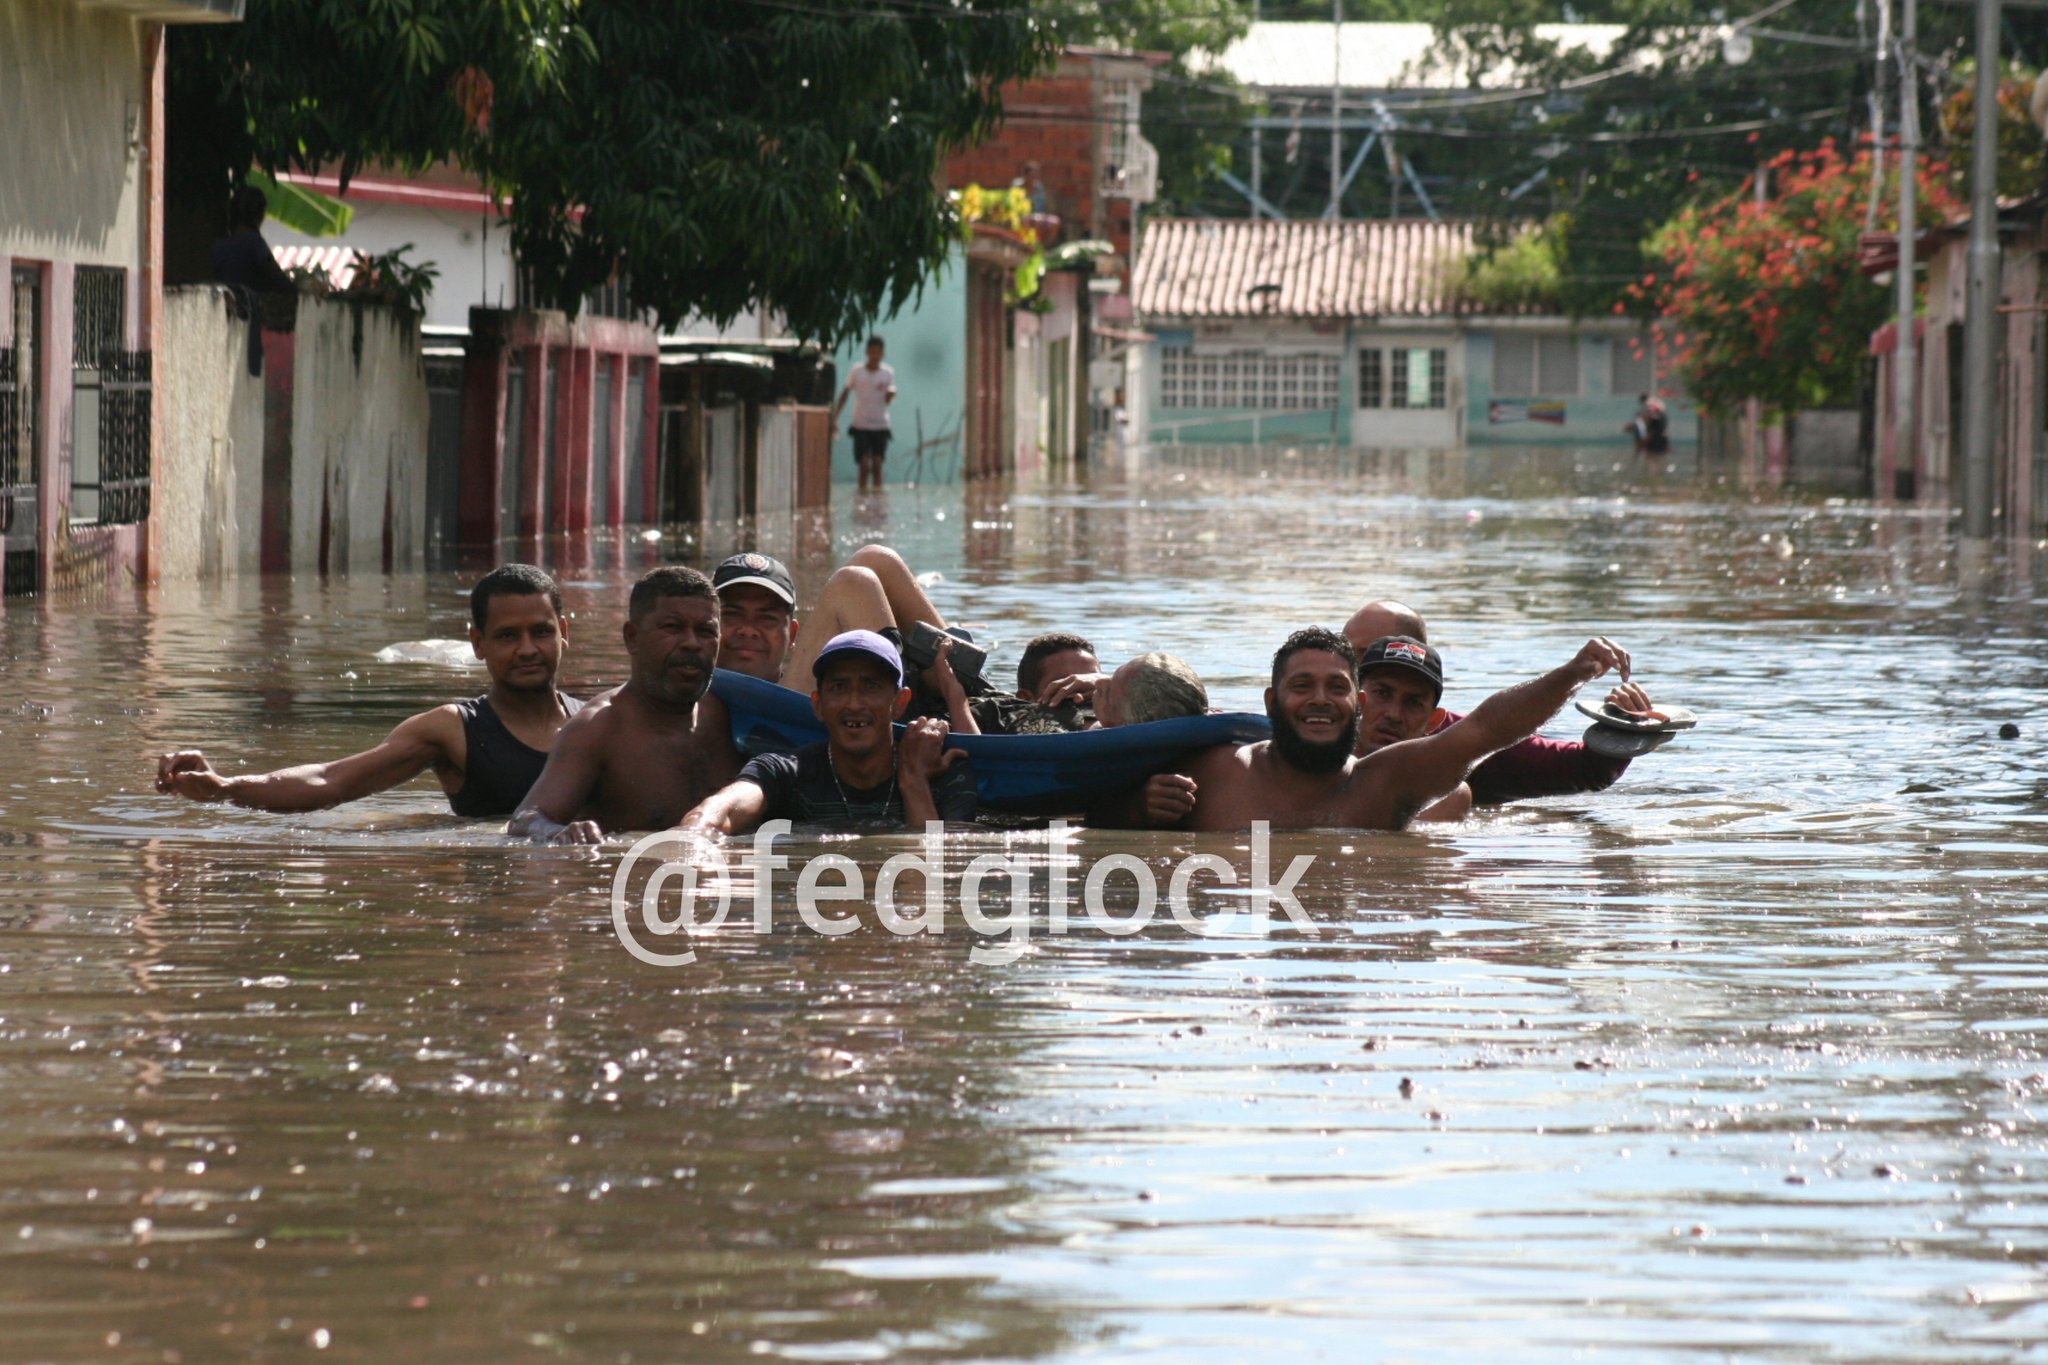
<box><xmin>681</xmin><ymin>629</ymin><xmax>977</xmax><ymax>834</ymax></box>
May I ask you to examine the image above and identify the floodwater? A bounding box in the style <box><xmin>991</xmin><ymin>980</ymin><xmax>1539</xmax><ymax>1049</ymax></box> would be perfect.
<box><xmin>3</xmin><ymin>444</ymin><xmax>2048</xmax><ymax>1363</ymax></box>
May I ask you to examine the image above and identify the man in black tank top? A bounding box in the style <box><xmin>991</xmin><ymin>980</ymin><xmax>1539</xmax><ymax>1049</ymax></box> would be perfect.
<box><xmin>156</xmin><ymin>565</ymin><xmax>580</xmax><ymax>818</ymax></box>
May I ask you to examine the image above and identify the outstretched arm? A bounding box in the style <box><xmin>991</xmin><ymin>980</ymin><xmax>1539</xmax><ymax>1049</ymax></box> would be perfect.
<box><xmin>1348</xmin><ymin>638</ymin><xmax>1631</xmax><ymax>828</ymax></box>
<box><xmin>1464</xmin><ymin>679</ymin><xmax>1654</xmax><ymax>805</ymax></box>
<box><xmin>677</xmin><ymin>780</ymin><xmax>771</xmax><ymax>838</ymax></box>
<box><xmin>155</xmin><ymin>707</ymin><xmax>461</xmax><ymax>812</ymax></box>
<box><xmin>508</xmin><ymin>709</ymin><xmax>609</xmax><ymax>844</ymax></box>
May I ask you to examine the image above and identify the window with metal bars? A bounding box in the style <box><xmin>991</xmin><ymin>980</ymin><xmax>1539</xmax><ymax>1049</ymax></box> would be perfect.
<box><xmin>1358</xmin><ymin>348</ymin><xmax>1383</xmax><ymax>408</ymax></box>
<box><xmin>71</xmin><ymin>267</ymin><xmax>150</xmax><ymax>526</ymax></box>
<box><xmin>1389</xmin><ymin>348</ymin><xmax>1448</xmax><ymax>410</ymax></box>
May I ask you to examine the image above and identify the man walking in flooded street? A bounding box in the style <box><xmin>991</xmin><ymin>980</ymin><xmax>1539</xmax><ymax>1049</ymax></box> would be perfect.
<box><xmin>510</xmin><ymin>566</ymin><xmax>739</xmax><ymax>843</ymax></box>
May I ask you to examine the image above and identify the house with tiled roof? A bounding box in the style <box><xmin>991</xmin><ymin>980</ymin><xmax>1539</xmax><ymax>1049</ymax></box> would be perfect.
<box><xmin>1130</xmin><ymin>218</ymin><xmax>1693</xmax><ymax>452</ymax></box>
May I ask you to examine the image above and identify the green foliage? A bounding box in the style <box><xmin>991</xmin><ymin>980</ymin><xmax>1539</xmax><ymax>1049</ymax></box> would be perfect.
<box><xmin>1941</xmin><ymin>62</ymin><xmax>2047</xmax><ymax>201</ymax></box>
<box><xmin>170</xmin><ymin>0</ymin><xmax>1055</xmax><ymax>346</ymax></box>
<box><xmin>1406</xmin><ymin>1</ymin><xmax>2048</xmax><ymax>318</ymax></box>
<box><xmin>1446</xmin><ymin>220</ymin><xmax>1565</xmax><ymax>313</ymax></box>
<box><xmin>342</xmin><ymin>244</ymin><xmax>441</xmax><ymax>315</ymax></box>
<box><xmin>244</xmin><ymin>170</ymin><xmax>353</xmax><ymax>239</ymax></box>
<box><xmin>1631</xmin><ymin>143</ymin><xmax>1961</xmax><ymax>417</ymax></box>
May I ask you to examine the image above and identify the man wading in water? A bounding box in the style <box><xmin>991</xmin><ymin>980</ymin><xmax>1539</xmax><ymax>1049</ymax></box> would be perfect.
<box><xmin>154</xmin><ymin>564</ymin><xmax>581</xmax><ymax>818</ymax></box>
<box><xmin>510</xmin><ymin>566</ymin><xmax>739</xmax><ymax>843</ymax></box>
<box><xmin>1342</xmin><ymin>599</ymin><xmax>1657</xmax><ymax>813</ymax></box>
<box><xmin>680</xmin><ymin>630</ymin><xmax>976</xmax><ymax>835</ymax></box>
<box><xmin>1179</xmin><ymin>627</ymin><xmax>1633</xmax><ymax>832</ymax></box>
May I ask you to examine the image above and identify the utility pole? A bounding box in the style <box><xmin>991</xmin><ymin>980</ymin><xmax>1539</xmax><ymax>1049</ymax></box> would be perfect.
<box><xmin>1867</xmin><ymin>0</ymin><xmax>1892</xmax><ymax>231</ymax></box>
<box><xmin>1329</xmin><ymin>0</ymin><xmax>1342</xmax><ymax>219</ymax></box>
<box><xmin>1895</xmin><ymin>0</ymin><xmax>1919</xmax><ymax>491</ymax></box>
<box><xmin>1960</xmin><ymin>0</ymin><xmax>2001</xmax><ymax>539</ymax></box>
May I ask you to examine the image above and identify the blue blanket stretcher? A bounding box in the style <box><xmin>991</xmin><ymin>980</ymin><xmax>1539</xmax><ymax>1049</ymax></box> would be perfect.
<box><xmin>711</xmin><ymin>669</ymin><xmax>1271</xmax><ymax>813</ymax></box>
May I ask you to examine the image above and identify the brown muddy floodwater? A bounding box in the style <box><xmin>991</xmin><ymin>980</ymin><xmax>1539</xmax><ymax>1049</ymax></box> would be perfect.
<box><xmin>3</xmin><ymin>445</ymin><xmax>2048</xmax><ymax>1363</ymax></box>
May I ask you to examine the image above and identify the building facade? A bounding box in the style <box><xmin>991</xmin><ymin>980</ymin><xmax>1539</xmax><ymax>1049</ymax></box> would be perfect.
<box><xmin>1</xmin><ymin>0</ymin><xmax>241</xmax><ymax>596</ymax></box>
<box><xmin>1132</xmin><ymin>218</ymin><xmax>1692</xmax><ymax>454</ymax></box>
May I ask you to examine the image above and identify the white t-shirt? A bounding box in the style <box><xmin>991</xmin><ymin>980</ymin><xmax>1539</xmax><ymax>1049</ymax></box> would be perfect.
<box><xmin>846</xmin><ymin>362</ymin><xmax>895</xmax><ymax>431</ymax></box>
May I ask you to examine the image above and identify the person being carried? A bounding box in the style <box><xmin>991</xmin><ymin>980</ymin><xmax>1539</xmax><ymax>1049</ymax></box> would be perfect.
<box><xmin>1180</xmin><ymin>627</ymin><xmax>1631</xmax><ymax>832</ymax></box>
<box><xmin>1342</xmin><ymin>599</ymin><xmax>1656</xmax><ymax>808</ymax></box>
<box><xmin>716</xmin><ymin>545</ymin><xmax>984</xmax><ymax>735</ymax></box>
<box><xmin>155</xmin><ymin>564</ymin><xmax>581</xmax><ymax>817</ymax></box>
<box><xmin>510</xmin><ymin>566</ymin><xmax>739</xmax><ymax>843</ymax></box>
<box><xmin>832</xmin><ymin>335</ymin><xmax>897</xmax><ymax>494</ymax></box>
<box><xmin>1014</xmin><ymin>632</ymin><xmax>1098</xmax><ymax>705</ymax></box>
<box><xmin>681</xmin><ymin>630</ymin><xmax>976</xmax><ymax>835</ymax></box>
<box><xmin>1077</xmin><ymin>652</ymin><xmax>1214</xmax><ymax>829</ymax></box>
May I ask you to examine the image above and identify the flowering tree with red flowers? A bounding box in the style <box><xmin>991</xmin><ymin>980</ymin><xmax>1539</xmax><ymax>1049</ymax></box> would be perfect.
<box><xmin>1625</xmin><ymin>140</ymin><xmax>1962</xmax><ymax>417</ymax></box>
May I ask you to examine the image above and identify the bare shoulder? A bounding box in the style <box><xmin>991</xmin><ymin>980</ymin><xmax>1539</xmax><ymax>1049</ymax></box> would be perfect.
<box><xmin>557</xmin><ymin>687</ymin><xmax>625</xmax><ymax>740</ymax></box>
<box><xmin>1182</xmin><ymin>741</ymin><xmax>1243</xmax><ymax>781</ymax></box>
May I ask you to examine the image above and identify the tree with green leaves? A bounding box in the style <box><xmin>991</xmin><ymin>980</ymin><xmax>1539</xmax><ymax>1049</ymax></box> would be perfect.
<box><xmin>169</xmin><ymin>0</ymin><xmax>1055</xmax><ymax>346</ymax></box>
<box><xmin>1413</xmin><ymin>0</ymin><xmax>2048</xmax><ymax>319</ymax></box>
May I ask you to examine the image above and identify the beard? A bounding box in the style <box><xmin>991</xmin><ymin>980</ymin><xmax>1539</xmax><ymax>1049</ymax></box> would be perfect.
<box><xmin>1266</xmin><ymin>695</ymin><xmax>1358</xmax><ymax>774</ymax></box>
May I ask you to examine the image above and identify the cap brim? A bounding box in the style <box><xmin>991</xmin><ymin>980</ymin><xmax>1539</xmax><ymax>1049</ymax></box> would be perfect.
<box><xmin>716</xmin><ymin>575</ymin><xmax>796</xmax><ymax>607</ymax></box>
<box><xmin>812</xmin><ymin>646</ymin><xmax>903</xmax><ymax>689</ymax></box>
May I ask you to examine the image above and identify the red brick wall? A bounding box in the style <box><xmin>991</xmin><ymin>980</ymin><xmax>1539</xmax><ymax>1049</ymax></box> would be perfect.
<box><xmin>944</xmin><ymin>59</ymin><xmax>1129</xmax><ymax>260</ymax></box>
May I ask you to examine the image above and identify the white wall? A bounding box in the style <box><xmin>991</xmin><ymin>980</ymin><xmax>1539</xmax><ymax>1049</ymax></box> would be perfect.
<box><xmin>156</xmin><ymin>289</ymin><xmax>428</xmax><ymax>580</ymax></box>
<box><xmin>270</xmin><ymin>198</ymin><xmax>783</xmax><ymax>342</ymax></box>
<box><xmin>156</xmin><ymin>289</ymin><xmax>264</xmax><ymax>579</ymax></box>
<box><xmin>0</xmin><ymin>0</ymin><xmax>146</xmax><ymax>273</ymax></box>
<box><xmin>269</xmin><ymin>199</ymin><xmax>517</xmax><ymax>333</ymax></box>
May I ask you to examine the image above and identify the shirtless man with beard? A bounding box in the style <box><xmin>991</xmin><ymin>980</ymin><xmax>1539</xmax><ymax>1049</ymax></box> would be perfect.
<box><xmin>509</xmin><ymin>566</ymin><xmax>739</xmax><ymax>843</ymax></box>
<box><xmin>1180</xmin><ymin>627</ymin><xmax>1632</xmax><ymax>832</ymax></box>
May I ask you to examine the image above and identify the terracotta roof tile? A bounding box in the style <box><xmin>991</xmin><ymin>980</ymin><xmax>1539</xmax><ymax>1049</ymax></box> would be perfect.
<box><xmin>1135</xmin><ymin>218</ymin><xmax>1478</xmax><ymax>320</ymax></box>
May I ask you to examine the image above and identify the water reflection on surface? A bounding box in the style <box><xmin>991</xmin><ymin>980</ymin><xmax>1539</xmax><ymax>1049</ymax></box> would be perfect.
<box><xmin>3</xmin><ymin>445</ymin><xmax>2047</xmax><ymax>1362</ymax></box>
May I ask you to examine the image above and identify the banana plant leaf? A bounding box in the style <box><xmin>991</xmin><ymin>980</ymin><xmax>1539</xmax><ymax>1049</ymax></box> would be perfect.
<box><xmin>245</xmin><ymin>169</ymin><xmax>353</xmax><ymax>238</ymax></box>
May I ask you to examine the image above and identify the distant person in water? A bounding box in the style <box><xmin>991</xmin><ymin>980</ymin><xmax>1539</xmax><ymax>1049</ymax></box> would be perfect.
<box><xmin>832</xmin><ymin>335</ymin><xmax>897</xmax><ymax>493</ymax></box>
<box><xmin>1177</xmin><ymin>627</ymin><xmax>1632</xmax><ymax>832</ymax></box>
<box><xmin>1628</xmin><ymin>394</ymin><xmax>1671</xmax><ymax>456</ymax></box>
<box><xmin>155</xmin><ymin>564</ymin><xmax>582</xmax><ymax>817</ymax></box>
<box><xmin>510</xmin><ymin>566</ymin><xmax>739</xmax><ymax>843</ymax></box>
<box><xmin>681</xmin><ymin>630</ymin><xmax>976</xmax><ymax>835</ymax></box>
<box><xmin>1342</xmin><ymin>599</ymin><xmax>1655</xmax><ymax>814</ymax></box>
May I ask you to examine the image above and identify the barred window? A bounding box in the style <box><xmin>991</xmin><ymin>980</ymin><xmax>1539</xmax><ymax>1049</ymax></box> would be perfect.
<box><xmin>1358</xmin><ymin>348</ymin><xmax>1383</xmax><ymax>408</ymax></box>
<box><xmin>71</xmin><ymin>267</ymin><xmax>149</xmax><ymax>527</ymax></box>
<box><xmin>1157</xmin><ymin>346</ymin><xmax>1339</xmax><ymax>411</ymax></box>
<box><xmin>1390</xmin><ymin>348</ymin><xmax>1448</xmax><ymax>410</ymax></box>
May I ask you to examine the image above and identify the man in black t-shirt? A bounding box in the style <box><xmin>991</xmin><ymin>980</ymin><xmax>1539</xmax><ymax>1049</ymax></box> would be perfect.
<box><xmin>681</xmin><ymin>630</ymin><xmax>976</xmax><ymax>833</ymax></box>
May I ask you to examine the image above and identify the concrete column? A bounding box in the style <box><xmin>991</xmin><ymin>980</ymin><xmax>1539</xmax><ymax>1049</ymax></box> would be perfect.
<box><xmin>457</xmin><ymin>311</ymin><xmax>508</xmax><ymax>545</ymax></box>
<box><xmin>517</xmin><ymin>343</ymin><xmax>546</xmax><ymax>539</ymax></box>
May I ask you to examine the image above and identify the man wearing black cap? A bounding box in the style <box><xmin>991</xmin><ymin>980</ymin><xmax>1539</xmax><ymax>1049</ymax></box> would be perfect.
<box><xmin>1353</xmin><ymin>635</ymin><xmax>1474</xmax><ymax>821</ymax></box>
<box><xmin>1178</xmin><ymin>626</ymin><xmax>1634</xmax><ymax>832</ymax></box>
<box><xmin>1343</xmin><ymin>599</ymin><xmax>1657</xmax><ymax>808</ymax></box>
<box><xmin>713</xmin><ymin>545</ymin><xmax>984</xmax><ymax>736</ymax></box>
<box><xmin>712</xmin><ymin>552</ymin><xmax>802</xmax><ymax>683</ymax></box>
<box><xmin>681</xmin><ymin>629</ymin><xmax>976</xmax><ymax>834</ymax></box>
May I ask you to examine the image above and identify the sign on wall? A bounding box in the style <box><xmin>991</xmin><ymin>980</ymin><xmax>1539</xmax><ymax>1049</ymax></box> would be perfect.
<box><xmin>1488</xmin><ymin>400</ymin><xmax>1567</xmax><ymax>425</ymax></box>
